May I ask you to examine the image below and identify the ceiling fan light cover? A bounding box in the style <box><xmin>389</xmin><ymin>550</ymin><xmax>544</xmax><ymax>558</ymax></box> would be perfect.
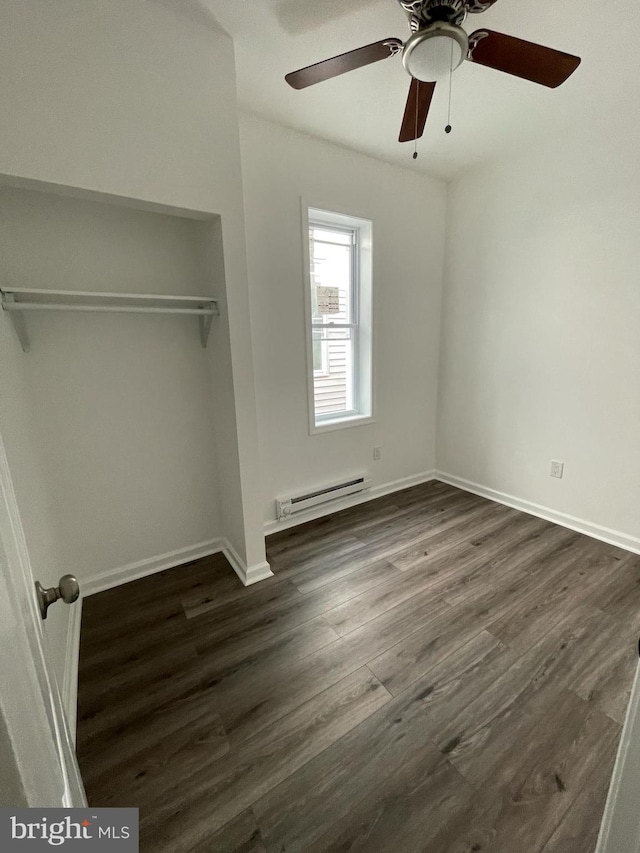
<box><xmin>402</xmin><ymin>24</ymin><xmax>469</xmax><ymax>82</ymax></box>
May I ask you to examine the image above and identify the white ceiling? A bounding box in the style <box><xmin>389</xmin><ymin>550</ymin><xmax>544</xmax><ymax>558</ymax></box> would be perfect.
<box><xmin>201</xmin><ymin>0</ymin><xmax>638</xmax><ymax>181</ymax></box>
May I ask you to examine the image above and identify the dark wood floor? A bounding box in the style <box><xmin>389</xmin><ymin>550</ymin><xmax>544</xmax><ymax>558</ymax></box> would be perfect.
<box><xmin>76</xmin><ymin>481</ymin><xmax>640</xmax><ymax>852</ymax></box>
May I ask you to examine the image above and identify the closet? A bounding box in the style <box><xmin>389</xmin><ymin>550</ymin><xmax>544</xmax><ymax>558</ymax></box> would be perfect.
<box><xmin>0</xmin><ymin>183</ymin><xmax>243</xmax><ymax>685</ymax></box>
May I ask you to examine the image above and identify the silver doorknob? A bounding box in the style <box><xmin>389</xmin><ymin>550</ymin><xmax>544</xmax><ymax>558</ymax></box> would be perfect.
<box><xmin>35</xmin><ymin>575</ymin><xmax>80</xmax><ymax>620</ymax></box>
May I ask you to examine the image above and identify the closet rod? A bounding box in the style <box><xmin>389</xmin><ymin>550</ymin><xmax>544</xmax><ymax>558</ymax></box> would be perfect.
<box><xmin>1</xmin><ymin>290</ymin><xmax>219</xmax><ymax>351</ymax></box>
<box><xmin>2</xmin><ymin>303</ymin><xmax>216</xmax><ymax>315</ymax></box>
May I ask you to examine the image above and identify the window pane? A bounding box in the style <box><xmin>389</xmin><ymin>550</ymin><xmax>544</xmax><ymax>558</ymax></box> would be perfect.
<box><xmin>310</xmin><ymin>223</ymin><xmax>356</xmax><ymax>418</ymax></box>
<box><xmin>313</xmin><ymin>334</ymin><xmax>354</xmax><ymax>417</ymax></box>
<box><xmin>310</xmin><ymin>228</ymin><xmax>353</xmax><ymax>325</ymax></box>
<box><xmin>312</xmin><ymin>227</ymin><xmax>352</xmax><ymax>246</ymax></box>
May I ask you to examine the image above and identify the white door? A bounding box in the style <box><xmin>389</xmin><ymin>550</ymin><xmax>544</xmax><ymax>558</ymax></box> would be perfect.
<box><xmin>0</xmin><ymin>427</ymin><xmax>86</xmax><ymax>807</ymax></box>
<box><xmin>596</xmin><ymin>660</ymin><xmax>640</xmax><ymax>853</ymax></box>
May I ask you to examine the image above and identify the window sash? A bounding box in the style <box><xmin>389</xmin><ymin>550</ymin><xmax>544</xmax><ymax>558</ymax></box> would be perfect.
<box><xmin>312</xmin><ymin>323</ymin><xmax>356</xmax><ymax>329</ymax></box>
<box><xmin>310</xmin><ymin>222</ymin><xmax>359</xmax><ymax>421</ymax></box>
<box><xmin>306</xmin><ymin>207</ymin><xmax>372</xmax><ymax>431</ymax></box>
<box><xmin>310</xmin><ymin>223</ymin><xmax>358</xmax><ymax>329</ymax></box>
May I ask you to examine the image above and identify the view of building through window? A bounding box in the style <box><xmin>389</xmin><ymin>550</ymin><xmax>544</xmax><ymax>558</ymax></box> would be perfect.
<box><xmin>307</xmin><ymin>208</ymin><xmax>372</xmax><ymax>431</ymax></box>
<box><xmin>309</xmin><ymin>224</ymin><xmax>355</xmax><ymax>419</ymax></box>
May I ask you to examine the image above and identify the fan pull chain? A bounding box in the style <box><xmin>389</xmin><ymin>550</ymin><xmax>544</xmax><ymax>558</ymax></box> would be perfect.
<box><xmin>413</xmin><ymin>80</ymin><xmax>419</xmax><ymax>160</ymax></box>
<box><xmin>445</xmin><ymin>42</ymin><xmax>453</xmax><ymax>134</ymax></box>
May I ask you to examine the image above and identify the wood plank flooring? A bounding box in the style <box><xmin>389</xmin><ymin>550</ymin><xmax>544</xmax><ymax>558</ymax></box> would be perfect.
<box><xmin>76</xmin><ymin>481</ymin><xmax>640</xmax><ymax>852</ymax></box>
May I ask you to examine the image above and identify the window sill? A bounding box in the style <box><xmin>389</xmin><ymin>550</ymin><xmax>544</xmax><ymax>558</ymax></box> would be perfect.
<box><xmin>310</xmin><ymin>414</ymin><xmax>375</xmax><ymax>435</ymax></box>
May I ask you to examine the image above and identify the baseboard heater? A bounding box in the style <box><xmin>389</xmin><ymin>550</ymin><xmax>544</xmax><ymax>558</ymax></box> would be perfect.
<box><xmin>276</xmin><ymin>475</ymin><xmax>372</xmax><ymax>521</ymax></box>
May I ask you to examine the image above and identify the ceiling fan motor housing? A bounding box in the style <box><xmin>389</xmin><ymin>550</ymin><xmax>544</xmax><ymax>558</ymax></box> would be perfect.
<box><xmin>465</xmin><ymin>0</ymin><xmax>500</xmax><ymax>12</ymax></box>
<box><xmin>402</xmin><ymin>21</ymin><xmax>469</xmax><ymax>82</ymax></box>
<box><xmin>398</xmin><ymin>0</ymin><xmax>467</xmax><ymax>30</ymax></box>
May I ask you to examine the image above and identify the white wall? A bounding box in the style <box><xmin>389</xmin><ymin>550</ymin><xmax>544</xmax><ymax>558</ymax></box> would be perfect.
<box><xmin>0</xmin><ymin>0</ymin><xmax>266</xmax><ymax>564</ymax></box>
<box><xmin>239</xmin><ymin>114</ymin><xmax>447</xmax><ymax>524</ymax></box>
<box><xmin>0</xmin><ymin>0</ymin><xmax>268</xmax><ymax>685</ymax></box>
<box><xmin>0</xmin><ymin>187</ymin><xmax>222</xmax><ymax>578</ymax></box>
<box><xmin>437</xmin><ymin>120</ymin><xmax>640</xmax><ymax>546</ymax></box>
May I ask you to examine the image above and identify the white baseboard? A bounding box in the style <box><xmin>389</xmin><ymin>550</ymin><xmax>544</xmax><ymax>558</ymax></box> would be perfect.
<box><xmin>82</xmin><ymin>538</ymin><xmax>225</xmax><ymax>596</ymax></box>
<box><xmin>264</xmin><ymin>470</ymin><xmax>437</xmax><ymax>535</ymax></box>
<box><xmin>83</xmin><ymin>537</ymin><xmax>274</xmax><ymax>596</ymax></box>
<box><xmin>220</xmin><ymin>538</ymin><xmax>274</xmax><ymax>586</ymax></box>
<box><xmin>435</xmin><ymin>471</ymin><xmax>640</xmax><ymax>556</ymax></box>
<box><xmin>62</xmin><ymin>599</ymin><xmax>82</xmax><ymax>744</ymax></box>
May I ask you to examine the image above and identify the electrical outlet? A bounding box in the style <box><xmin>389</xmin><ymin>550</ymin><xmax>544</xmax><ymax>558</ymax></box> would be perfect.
<box><xmin>550</xmin><ymin>460</ymin><xmax>564</xmax><ymax>479</ymax></box>
<box><xmin>373</xmin><ymin>446</ymin><xmax>382</xmax><ymax>461</ymax></box>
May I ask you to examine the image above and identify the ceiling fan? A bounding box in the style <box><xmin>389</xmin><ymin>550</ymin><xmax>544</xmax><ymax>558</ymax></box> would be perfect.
<box><xmin>285</xmin><ymin>0</ymin><xmax>581</xmax><ymax>143</ymax></box>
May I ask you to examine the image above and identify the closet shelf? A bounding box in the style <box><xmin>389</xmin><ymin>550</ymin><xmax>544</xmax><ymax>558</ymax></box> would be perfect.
<box><xmin>0</xmin><ymin>287</ymin><xmax>220</xmax><ymax>352</ymax></box>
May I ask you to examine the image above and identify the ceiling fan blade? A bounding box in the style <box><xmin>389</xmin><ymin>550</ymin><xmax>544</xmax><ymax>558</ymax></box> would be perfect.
<box><xmin>285</xmin><ymin>38</ymin><xmax>403</xmax><ymax>90</ymax></box>
<box><xmin>399</xmin><ymin>78</ymin><xmax>436</xmax><ymax>143</ymax></box>
<box><xmin>467</xmin><ymin>30</ymin><xmax>581</xmax><ymax>88</ymax></box>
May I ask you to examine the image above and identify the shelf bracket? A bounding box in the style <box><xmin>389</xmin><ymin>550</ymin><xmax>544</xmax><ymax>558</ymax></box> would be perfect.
<box><xmin>198</xmin><ymin>304</ymin><xmax>220</xmax><ymax>349</ymax></box>
<box><xmin>2</xmin><ymin>293</ymin><xmax>30</xmax><ymax>352</ymax></box>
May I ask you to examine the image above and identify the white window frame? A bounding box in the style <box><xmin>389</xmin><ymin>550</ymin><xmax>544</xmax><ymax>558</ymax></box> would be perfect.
<box><xmin>302</xmin><ymin>203</ymin><xmax>374</xmax><ymax>434</ymax></box>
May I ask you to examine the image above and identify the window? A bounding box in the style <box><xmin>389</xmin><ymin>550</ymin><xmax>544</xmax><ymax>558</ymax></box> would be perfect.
<box><xmin>304</xmin><ymin>207</ymin><xmax>373</xmax><ymax>432</ymax></box>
